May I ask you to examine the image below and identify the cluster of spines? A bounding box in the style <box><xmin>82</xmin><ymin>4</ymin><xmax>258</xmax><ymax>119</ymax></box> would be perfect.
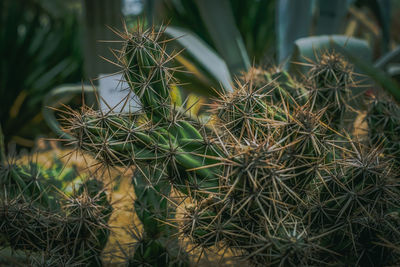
<box><xmin>0</xmin><ymin>154</ymin><xmax>112</xmax><ymax>266</ymax></box>
<box><xmin>367</xmin><ymin>95</ymin><xmax>400</xmax><ymax>162</ymax></box>
<box><xmin>61</xmin><ymin>24</ymin><xmax>400</xmax><ymax>266</ymax></box>
<box><xmin>304</xmin><ymin>51</ymin><xmax>359</xmax><ymax>129</ymax></box>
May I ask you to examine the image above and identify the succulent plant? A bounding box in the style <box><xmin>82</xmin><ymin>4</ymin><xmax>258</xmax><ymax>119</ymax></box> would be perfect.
<box><xmin>367</xmin><ymin>96</ymin><xmax>400</xmax><ymax>163</ymax></box>
<box><xmin>128</xmin><ymin>165</ymin><xmax>189</xmax><ymax>266</ymax></box>
<box><xmin>61</xmin><ymin>25</ymin><xmax>400</xmax><ymax>266</ymax></box>
<box><xmin>0</xmin><ymin>132</ymin><xmax>112</xmax><ymax>266</ymax></box>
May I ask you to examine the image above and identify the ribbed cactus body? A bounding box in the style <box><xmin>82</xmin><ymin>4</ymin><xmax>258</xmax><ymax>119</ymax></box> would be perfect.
<box><xmin>122</xmin><ymin>28</ymin><xmax>175</xmax><ymax>122</ymax></box>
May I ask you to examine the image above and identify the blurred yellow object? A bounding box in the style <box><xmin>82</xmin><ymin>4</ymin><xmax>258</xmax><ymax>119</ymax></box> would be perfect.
<box><xmin>170</xmin><ymin>84</ymin><xmax>182</xmax><ymax>106</ymax></box>
<box><xmin>175</xmin><ymin>55</ymin><xmax>210</xmax><ymax>85</ymax></box>
<box><xmin>10</xmin><ymin>90</ymin><xmax>27</xmax><ymax>118</ymax></box>
<box><xmin>186</xmin><ymin>93</ymin><xmax>204</xmax><ymax>116</ymax></box>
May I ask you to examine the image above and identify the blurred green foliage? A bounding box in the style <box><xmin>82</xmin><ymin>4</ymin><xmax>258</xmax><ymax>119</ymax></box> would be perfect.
<box><xmin>145</xmin><ymin>0</ymin><xmax>276</xmax><ymax>97</ymax></box>
<box><xmin>0</xmin><ymin>0</ymin><xmax>83</xmax><ymax>149</ymax></box>
<box><xmin>151</xmin><ymin>0</ymin><xmax>400</xmax><ymax>100</ymax></box>
<box><xmin>160</xmin><ymin>0</ymin><xmax>275</xmax><ymax>64</ymax></box>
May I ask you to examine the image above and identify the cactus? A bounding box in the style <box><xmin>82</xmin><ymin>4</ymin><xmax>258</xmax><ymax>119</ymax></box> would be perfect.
<box><xmin>367</xmin><ymin>96</ymin><xmax>400</xmax><ymax>163</ymax></box>
<box><xmin>128</xmin><ymin>165</ymin><xmax>189</xmax><ymax>266</ymax></box>
<box><xmin>305</xmin><ymin>51</ymin><xmax>357</xmax><ymax>129</ymax></box>
<box><xmin>61</xmin><ymin>25</ymin><xmax>400</xmax><ymax>266</ymax></box>
<box><xmin>0</xmin><ymin>138</ymin><xmax>112</xmax><ymax>266</ymax></box>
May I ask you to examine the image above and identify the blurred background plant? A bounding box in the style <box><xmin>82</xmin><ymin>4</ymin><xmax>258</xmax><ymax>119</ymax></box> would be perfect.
<box><xmin>144</xmin><ymin>0</ymin><xmax>400</xmax><ymax>98</ymax></box>
<box><xmin>0</xmin><ymin>0</ymin><xmax>83</xmax><ymax>150</ymax></box>
<box><xmin>3</xmin><ymin>0</ymin><xmax>400</xmax><ymax>150</ymax></box>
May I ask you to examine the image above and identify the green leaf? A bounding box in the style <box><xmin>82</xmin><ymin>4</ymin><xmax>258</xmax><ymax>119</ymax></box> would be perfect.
<box><xmin>358</xmin><ymin>0</ymin><xmax>391</xmax><ymax>53</ymax></box>
<box><xmin>0</xmin><ymin>0</ymin><xmax>83</xmax><ymax>147</ymax></box>
<box><xmin>276</xmin><ymin>0</ymin><xmax>315</xmax><ymax>63</ymax></box>
<box><xmin>316</xmin><ymin>0</ymin><xmax>353</xmax><ymax>35</ymax></box>
<box><xmin>194</xmin><ymin>0</ymin><xmax>250</xmax><ymax>75</ymax></box>
<box><xmin>375</xmin><ymin>46</ymin><xmax>400</xmax><ymax>69</ymax></box>
<box><xmin>164</xmin><ymin>26</ymin><xmax>233</xmax><ymax>93</ymax></box>
<box><xmin>336</xmin><ymin>45</ymin><xmax>400</xmax><ymax>103</ymax></box>
<box><xmin>230</xmin><ymin>0</ymin><xmax>276</xmax><ymax>61</ymax></box>
<box><xmin>290</xmin><ymin>35</ymin><xmax>371</xmax><ymax>73</ymax></box>
<box><xmin>375</xmin><ymin>0</ymin><xmax>391</xmax><ymax>53</ymax></box>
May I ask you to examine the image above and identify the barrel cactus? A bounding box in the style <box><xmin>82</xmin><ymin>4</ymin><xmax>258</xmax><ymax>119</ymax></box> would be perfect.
<box><xmin>61</xmin><ymin>25</ymin><xmax>400</xmax><ymax>266</ymax></box>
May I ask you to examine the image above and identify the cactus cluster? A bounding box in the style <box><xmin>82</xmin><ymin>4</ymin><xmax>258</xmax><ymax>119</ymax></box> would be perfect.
<box><xmin>367</xmin><ymin>96</ymin><xmax>400</xmax><ymax>163</ymax></box>
<box><xmin>62</xmin><ymin>25</ymin><xmax>400</xmax><ymax>266</ymax></box>
<box><xmin>0</xmin><ymin>146</ymin><xmax>112</xmax><ymax>266</ymax></box>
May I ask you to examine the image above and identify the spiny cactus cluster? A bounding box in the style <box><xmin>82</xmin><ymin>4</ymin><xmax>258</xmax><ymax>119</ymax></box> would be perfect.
<box><xmin>62</xmin><ymin>25</ymin><xmax>400</xmax><ymax>266</ymax></box>
<box><xmin>128</xmin><ymin>165</ymin><xmax>189</xmax><ymax>266</ymax></box>
<box><xmin>367</xmin><ymin>97</ymin><xmax>400</xmax><ymax>163</ymax></box>
<box><xmin>0</xmin><ymin>145</ymin><xmax>112</xmax><ymax>266</ymax></box>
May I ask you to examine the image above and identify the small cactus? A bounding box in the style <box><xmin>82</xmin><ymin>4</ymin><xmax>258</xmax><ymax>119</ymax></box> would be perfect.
<box><xmin>0</xmin><ymin>143</ymin><xmax>112</xmax><ymax>266</ymax></box>
<box><xmin>367</xmin><ymin>96</ymin><xmax>400</xmax><ymax>162</ymax></box>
